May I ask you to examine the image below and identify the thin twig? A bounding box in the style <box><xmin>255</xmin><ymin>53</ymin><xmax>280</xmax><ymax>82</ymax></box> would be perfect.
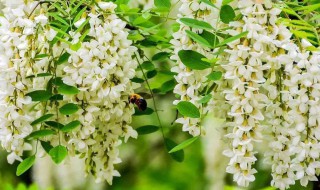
<box><xmin>134</xmin><ymin>53</ymin><xmax>165</xmax><ymax>141</ymax></box>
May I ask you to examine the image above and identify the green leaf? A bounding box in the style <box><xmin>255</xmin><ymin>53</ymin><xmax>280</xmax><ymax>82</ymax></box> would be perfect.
<box><xmin>26</xmin><ymin>90</ymin><xmax>51</xmax><ymax>102</ymax></box>
<box><xmin>216</xmin><ymin>31</ymin><xmax>248</xmax><ymax>47</ymax></box>
<box><xmin>207</xmin><ymin>71</ymin><xmax>222</xmax><ymax>81</ymax></box>
<box><xmin>200</xmin><ymin>0</ymin><xmax>218</xmax><ymax>8</ymax></box>
<box><xmin>294</xmin><ymin>3</ymin><xmax>320</xmax><ymax>14</ymax></box>
<box><xmin>61</xmin><ymin>120</ymin><xmax>81</xmax><ymax>132</ymax></box>
<box><xmin>169</xmin><ymin>137</ymin><xmax>199</xmax><ymax>153</ymax></box>
<box><xmin>133</xmin><ymin>107</ymin><xmax>154</xmax><ymax>116</ymax></box>
<box><xmin>41</xmin><ymin>141</ymin><xmax>53</xmax><ymax>154</ymax></box>
<box><xmin>56</xmin><ymin>52</ymin><xmax>70</xmax><ymax>65</ymax></box>
<box><xmin>200</xmin><ymin>30</ymin><xmax>219</xmax><ymax>47</ymax></box>
<box><xmin>50</xmin><ymin>94</ymin><xmax>64</xmax><ymax>101</ymax></box>
<box><xmin>165</xmin><ymin>138</ymin><xmax>184</xmax><ymax>162</ymax></box>
<box><xmin>146</xmin><ymin>70</ymin><xmax>157</xmax><ymax>79</ymax></box>
<box><xmin>27</xmin><ymin>129</ymin><xmax>56</xmax><ymax>140</ymax></box>
<box><xmin>141</xmin><ymin>61</ymin><xmax>155</xmax><ymax>71</ymax></box>
<box><xmin>131</xmin><ymin>77</ymin><xmax>145</xmax><ymax>83</ymax></box>
<box><xmin>185</xmin><ymin>30</ymin><xmax>212</xmax><ymax>48</ymax></box>
<box><xmin>59</xmin><ymin>103</ymin><xmax>79</xmax><ymax>115</ymax></box>
<box><xmin>34</xmin><ymin>54</ymin><xmax>49</xmax><ymax>59</ymax></box>
<box><xmin>160</xmin><ymin>80</ymin><xmax>176</xmax><ymax>93</ymax></box>
<box><xmin>16</xmin><ymin>156</ymin><xmax>35</xmax><ymax>176</ymax></box>
<box><xmin>31</xmin><ymin>114</ymin><xmax>54</xmax><ymax>126</ymax></box>
<box><xmin>222</xmin><ymin>0</ymin><xmax>234</xmax><ymax>5</ymax></box>
<box><xmin>48</xmin><ymin>12</ymin><xmax>69</xmax><ymax>26</ymax></box>
<box><xmin>178</xmin><ymin>50</ymin><xmax>211</xmax><ymax>70</ymax></box>
<box><xmin>72</xmin><ymin>6</ymin><xmax>87</xmax><ymax>25</ymax></box>
<box><xmin>180</xmin><ymin>18</ymin><xmax>213</xmax><ymax>30</ymax></box>
<box><xmin>293</xmin><ymin>30</ymin><xmax>315</xmax><ymax>39</ymax></box>
<box><xmin>49</xmin><ymin>145</ymin><xmax>68</xmax><ymax>164</ymax></box>
<box><xmin>152</xmin><ymin>52</ymin><xmax>170</xmax><ymax>61</ymax></box>
<box><xmin>51</xmin><ymin>77</ymin><xmax>64</xmax><ymax>86</ymax></box>
<box><xmin>52</xmin><ymin>2</ymin><xmax>68</xmax><ymax>16</ymax></box>
<box><xmin>220</xmin><ymin>5</ymin><xmax>236</xmax><ymax>24</ymax></box>
<box><xmin>198</xmin><ymin>94</ymin><xmax>212</xmax><ymax>104</ymax></box>
<box><xmin>45</xmin><ymin>121</ymin><xmax>64</xmax><ymax>129</ymax></box>
<box><xmin>136</xmin><ymin>125</ymin><xmax>159</xmax><ymax>135</ymax></box>
<box><xmin>128</xmin><ymin>31</ymin><xmax>144</xmax><ymax>41</ymax></box>
<box><xmin>177</xmin><ymin>101</ymin><xmax>200</xmax><ymax>118</ymax></box>
<box><xmin>154</xmin><ymin>0</ymin><xmax>171</xmax><ymax>9</ymax></box>
<box><xmin>133</xmin><ymin>16</ymin><xmax>150</xmax><ymax>25</ymax></box>
<box><xmin>58</xmin><ymin>84</ymin><xmax>80</xmax><ymax>95</ymax></box>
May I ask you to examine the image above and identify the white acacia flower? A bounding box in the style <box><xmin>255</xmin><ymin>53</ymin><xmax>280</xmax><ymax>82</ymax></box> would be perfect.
<box><xmin>171</xmin><ymin>0</ymin><xmax>223</xmax><ymax>136</ymax></box>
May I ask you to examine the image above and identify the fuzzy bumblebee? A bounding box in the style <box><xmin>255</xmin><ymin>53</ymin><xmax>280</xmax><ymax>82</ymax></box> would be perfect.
<box><xmin>129</xmin><ymin>94</ymin><xmax>147</xmax><ymax>111</ymax></box>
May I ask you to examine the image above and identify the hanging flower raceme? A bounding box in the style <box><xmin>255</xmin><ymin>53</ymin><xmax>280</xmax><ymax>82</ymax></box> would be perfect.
<box><xmin>171</xmin><ymin>0</ymin><xmax>221</xmax><ymax>136</ymax></box>
<box><xmin>62</xmin><ymin>3</ymin><xmax>138</xmax><ymax>184</ymax></box>
<box><xmin>222</xmin><ymin>0</ymin><xmax>276</xmax><ymax>187</ymax></box>
<box><xmin>221</xmin><ymin>0</ymin><xmax>320</xmax><ymax>189</ymax></box>
<box><xmin>0</xmin><ymin>0</ymin><xmax>47</xmax><ymax>164</ymax></box>
<box><xmin>0</xmin><ymin>0</ymin><xmax>137</xmax><ymax>184</ymax></box>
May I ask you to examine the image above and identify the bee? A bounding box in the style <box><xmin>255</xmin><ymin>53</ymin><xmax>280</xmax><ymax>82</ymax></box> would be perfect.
<box><xmin>129</xmin><ymin>94</ymin><xmax>147</xmax><ymax>111</ymax></box>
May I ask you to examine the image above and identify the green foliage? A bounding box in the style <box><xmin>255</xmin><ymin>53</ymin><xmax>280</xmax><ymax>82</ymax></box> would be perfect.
<box><xmin>16</xmin><ymin>156</ymin><xmax>35</xmax><ymax>176</ymax></box>
<box><xmin>41</xmin><ymin>141</ymin><xmax>53</xmax><ymax>154</ymax></box>
<box><xmin>207</xmin><ymin>71</ymin><xmax>223</xmax><ymax>81</ymax></box>
<box><xmin>216</xmin><ymin>31</ymin><xmax>249</xmax><ymax>47</ymax></box>
<box><xmin>220</xmin><ymin>5</ymin><xmax>236</xmax><ymax>24</ymax></box>
<box><xmin>45</xmin><ymin>121</ymin><xmax>64</xmax><ymax>129</ymax></box>
<box><xmin>200</xmin><ymin>31</ymin><xmax>220</xmax><ymax>47</ymax></box>
<box><xmin>56</xmin><ymin>52</ymin><xmax>70</xmax><ymax>65</ymax></box>
<box><xmin>200</xmin><ymin>0</ymin><xmax>218</xmax><ymax>8</ymax></box>
<box><xmin>26</xmin><ymin>90</ymin><xmax>51</xmax><ymax>102</ymax></box>
<box><xmin>152</xmin><ymin>52</ymin><xmax>170</xmax><ymax>62</ymax></box>
<box><xmin>27</xmin><ymin>130</ymin><xmax>56</xmax><ymax>140</ymax></box>
<box><xmin>59</xmin><ymin>103</ymin><xmax>79</xmax><ymax>115</ymax></box>
<box><xmin>146</xmin><ymin>70</ymin><xmax>157</xmax><ymax>79</ymax></box>
<box><xmin>185</xmin><ymin>30</ymin><xmax>212</xmax><ymax>48</ymax></box>
<box><xmin>57</xmin><ymin>84</ymin><xmax>80</xmax><ymax>95</ymax></box>
<box><xmin>169</xmin><ymin>137</ymin><xmax>199</xmax><ymax>153</ymax></box>
<box><xmin>179</xmin><ymin>18</ymin><xmax>213</xmax><ymax>30</ymax></box>
<box><xmin>49</xmin><ymin>145</ymin><xmax>68</xmax><ymax>164</ymax></box>
<box><xmin>31</xmin><ymin>114</ymin><xmax>54</xmax><ymax>126</ymax></box>
<box><xmin>136</xmin><ymin>125</ymin><xmax>159</xmax><ymax>135</ymax></box>
<box><xmin>176</xmin><ymin>101</ymin><xmax>200</xmax><ymax>118</ymax></box>
<box><xmin>61</xmin><ymin>120</ymin><xmax>81</xmax><ymax>132</ymax></box>
<box><xmin>198</xmin><ymin>94</ymin><xmax>213</xmax><ymax>104</ymax></box>
<box><xmin>178</xmin><ymin>50</ymin><xmax>211</xmax><ymax>70</ymax></box>
<box><xmin>134</xmin><ymin>107</ymin><xmax>154</xmax><ymax>116</ymax></box>
<box><xmin>154</xmin><ymin>0</ymin><xmax>171</xmax><ymax>9</ymax></box>
<box><xmin>282</xmin><ymin>0</ymin><xmax>320</xmax><ymax>47</ymax></box>
<box><xmin>141</xmin><ymin>61</ymin><xmax>155</xmax><ymax>71</ymax></box>
<box><xmin>164</xmin><ymin>138</ymin><xmax>184</xmax><ymax>162</ymax></box>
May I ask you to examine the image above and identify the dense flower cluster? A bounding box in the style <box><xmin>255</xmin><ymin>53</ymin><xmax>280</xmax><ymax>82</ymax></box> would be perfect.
<box><xmin>222</xmin><ymin>0</ymin><xmax>272</xmax><ymax>186</ymax></box>
<box><xmin>0</xmin><ymin>0</ymin><xmax>137</xmax><ymax>184</ymax></box>
<box><xmin>220</xmin><ymin>0</ymin><xmax>320</xmax><ymax>189</ymax></box>
<box><xmin>171</xmin><ymin>0</ymin><xmax>221</xmax><ymax>136</ymax></box>
<box><xmin>63</xmin><ymin>3</ymin><xmax>138</xmax><ymax>183</ymax></box>
<box><xmin>0</xmin><ymin>0</ymin><xmax>46</xmax><ymax>164</ymax></box>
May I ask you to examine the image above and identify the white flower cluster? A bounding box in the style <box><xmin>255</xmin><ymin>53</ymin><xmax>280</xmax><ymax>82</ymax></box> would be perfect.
<box><xmin>222</xmin><ymin>0</ymin><xmax>273</xmax><ymax>186</ymax></box>
<box><xmin>0</xmin><ymin>0</ymin><xmax>49</xmax><ymax>164</ymax></box>
<box><xmin>267</xmin><ymin>43</ymin><xmax>320</xmax><ymax>189</ymax></box>
<box><xmin>171</xmin><ymin>0</ymin><xmax>221</xmax><ymax>136</ymax></box>
<box><xmin>0</xmin><ymin>0</ymin><xmax>137</xmax><ymax>185</ymax></box>
<box><xmin>220</xmin><ymin>0</ymin><xmax>320</xmax><ymax>189</ymax></box>
<box><xmin>62</xmin><ymin>3</ymin><xmax>138</xmax><ymax>184</ymax></box>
